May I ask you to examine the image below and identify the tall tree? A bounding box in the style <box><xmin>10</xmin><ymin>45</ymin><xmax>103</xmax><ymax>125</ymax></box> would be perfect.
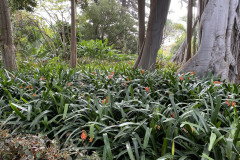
<box><xmin>179</xmin><ymin>0</ymin><xmax>240</xmax><ymax>83</ymax></box>
<box><xmin>134</xmin><ymin>0</ymin><xmax>171</xmax><ymax>69</ymax></box>
<box><xmin>137</xmin><ymin>0</ymin><xmax>145</xmax><ymax>53</ymax></box>
<box><xmin>9</xmin><ymin>0</ymin><xmax>37</xmax><ymax>12</ymax></box>
<box><xmin>0</xmin><ymin>0</ymin><xmax>17</xmax><ymax>71</ymax></box>
<box><xmin>70</xmin><ymin>0</ymin><xmax>77</xmax><ymax>68</ymax></box>
<box><xmin>80</xmin><ymin>0</ymin><xmax>137</xmax><ymax>54</ymax></box>
<box><xmin>185</xmin><ymin>0</ymin><xmax>193</xmax><ymax>61</ymax></box>
<box><xmin>122</xmin><ymin>0</ymin><xmax>127</xmax><ymax>8</ymax></box>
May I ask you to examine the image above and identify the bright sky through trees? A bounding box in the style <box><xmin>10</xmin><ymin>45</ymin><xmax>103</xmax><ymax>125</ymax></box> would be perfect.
<box><xmin>169</xmin><ymin>1</ymin><xmax>187</xmax><ymax>26</ymax></box>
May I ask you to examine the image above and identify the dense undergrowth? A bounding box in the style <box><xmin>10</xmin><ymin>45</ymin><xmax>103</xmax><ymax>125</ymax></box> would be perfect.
<box><xmin>0</xmin><ymin>61</ymin><xmax>240</xmax><ymax>159</ymax></box>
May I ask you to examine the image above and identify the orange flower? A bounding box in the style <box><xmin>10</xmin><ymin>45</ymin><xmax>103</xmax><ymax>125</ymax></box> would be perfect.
<box><xmin>123</xmin><ymin>83</ymin><xmax>128</xmax><ymax>86</ymax></box>
<box><xmin>232</xmin><ymin>102</ymin><xmax>236</xmax><ymax>107</ymax></box>
<box><xmin>89</xmin><ymin>137</ymin><xmax>93</xmax><ymax>142</ymax></box>
<box><xmin>110</xmin><ymin>72</ymin><xmax>114</xmax><ymax>75</ymax></box>
<box><xmin>108</xmin><ymin>75</ymin><xmax>112</xmax><ymax>79</ymax></box>
<box><xmin>32</xmin><ymin>93</ymin><xmax>37</xmax><ymax>97</ymax></box>
<box><xmin>67</xmin><ymin>83</ymin><xmax>72</xmax><ymax>86</ymax></box>
<box><xmin>101</xmin><ymin>99</ymin><xmax>105</xmax><ymax>104</ymax></box>
<box><xmin>81</xmin><ymin>130</ymin><xmax>87</xmax><ymax>140</ymax></box>
<box><xmin>27</xmin><ymin>85</ymin><xmax>33</xmax><ymax>89</ymax></box>
<box><xmin>180</xmin><ymin>77</ymin><xmax>183</xmax><ymax>81</ymax></box>
<box><xmin>128</xmin><ymin>62</ymin><xmax>131</xmax><ymax>64</ymax></box>
<box><xmin>171</xmin><ymin>112</ymin><xmax>175</xmax><ymax>118</ymax></box>
<box><xmin>145</xmin><ymin>87</ymin><xmax>150</xmax><ymax>92</ymax></box>
<box><xmin>127</xmin><ymin>78</ymin><xmax>130</xmax><ymax>82</ymax></box>
<box><xmin>190</xmin><ymin>71</ymin><xmax>194</xmax><ymax>75</ymax></box>
<box><xmin>40</xmin><ymin>77</ymin><xmax>46</xmax><ymax>80</ymax></box>
<box><xmin>19</xmin><ymin>86</ymin><xmax>23</xmax><ymax>89</ymax></box>
<box><xmin>93</xmin><ymin>72</ymin><xmax>97</xmax><ymax>75</ymax></box>
<box><xmin>226</xmin><ymin>100</ymin><xmax>230</xmax><ymax>106</ymax></box>
<box><xmin>141</xmin><ymin>70</ymin><xmax>145</xmax><ymax>74</ymax></box>
<box><xmin>102</xmin><ymin>97</ymin><xmax>109</xmax><ymax>104</ymax></box>
<box><xmin>214</xmin><ymin>81</ymin><xmax>221</xmax><ymax>84</ymax></box>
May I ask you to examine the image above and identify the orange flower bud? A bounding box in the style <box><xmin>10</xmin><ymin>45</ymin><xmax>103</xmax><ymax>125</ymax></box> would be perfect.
<box><xmin>81</xmin><ymin>130</ymin><xmax>87</xmax><ymax>140</ymax></box>
<box><xmin>145</xmin><ymin>87</ymin><xmax>150</xmax><ymax>92</ymax></box>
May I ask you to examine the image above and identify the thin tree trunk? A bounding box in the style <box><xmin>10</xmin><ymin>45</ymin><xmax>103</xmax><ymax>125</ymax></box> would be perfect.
<box><xmin>137</xmin><ymin>0</ymin><xmax>145</xmax><ymax>54</ymax></box>
<box><xmin>61</xmin><ymin>13</ymin><xmax>67</xmax><ymax>60</ymax></box>
<box><xmin>122</xmin><ymin>0</ymin><xmax>127</xmax><ymax>8</ymax></box>
<box><xmin>192</xmin><ymin>29</ymin><xmax>197</xmax><ymax>55</ymax></box>
<box><xmin>171</xmin><ymin>18</ymin><xmax>198</xmax><ymax>64</ymax></box>
<box><xmin>70</xmin><ymin>0</ymin><xmax>77</xmax><ymax>68</ymax></box>
<box><xmin>0</xmin><ymin>0</ymin><xmax>17</xmax><ymax>71</ymax></box>
<box><xmin>185</xmin><ymin>0</ymin><xmax>193</xmax><ymax>61</ymax></box>
<box><xmin>178</xmin><ymin>0</ymin><xmax>240</xmax><ymax>83</ymax></box>
<box><xmin>134</xmin><ymin>0</ymin><xmax>171</xmax><ymax>69</ymax></box>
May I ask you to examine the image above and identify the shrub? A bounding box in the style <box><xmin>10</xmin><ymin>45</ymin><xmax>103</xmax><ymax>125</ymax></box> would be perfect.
<box><xmin>0</xmin><ymin>64</ymin><xmax>239</xmax><ymax>159</ymax></box>
<box><xmin>77</xmin><ymin>39</ymin><xmax>118</xmax><ymax>59</ymax></box>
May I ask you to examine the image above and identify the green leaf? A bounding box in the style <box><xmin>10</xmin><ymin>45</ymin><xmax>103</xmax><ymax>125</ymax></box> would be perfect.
<box><xmin>90</xmin><ymin>124</ymin><xmax>95</xmax><ymax>139</ymax></box>
<box><xmin>172</xmin><ymin>139</ymin><xmax>175</xmax><ymax>156</ymax></box>
<box><xmin>30</xmin><ymin>110</ymin><xmax>51</xmax><ymax>128</ymax></box>
<box><xmin>208</xmin><ymin>132</ymin><xmax>216</xmax><ymax>151</ymax></box>
<box><xmin>3</xmin><ymin>88</ymin><xmax>13</xmax><ymax>100</ymax></box>
<box><xmin>10</xmin><ymin>102</ymin><xmax>26</xmax><ymax>120</ymax></box>
<box><xmin>126</xmin><ymin>141</ymin><xmax>135</xmax><ymax>160</ymax></box>
<box><xmin>201</xmin><ymin>153</ymin><xmax>214</xmax><ymax>160</ymax></box>
<box><xmin>211</xmin><ymin>96</ymin><xmax>222</xmax><ymax>125</ymax></box>
<box><xmin>132</xmin><ymin>138</ymin><xmax>140</xmax><ymax>160</ymax></box>
<box><xmin>63</xmin><ymin>104</ymin><xmax>69</xmax><ymax>120</ymax></box>
<box><xmin>169</xmin><ymin>94</ymin><xmax>179</xmax><ymax>118</ymax></box>
<box><xmin>103</xmin><ymin>133</ymin><xmax>113</xmax><ymax>160</ymax></box>
<box><xmin>143</xmin><ymin>127</ymin><xmax>152</xmax><ymax>149</ymax></box>
<box><xmin>226</xmin><ymin>138</ymin><xmax>233</xmax><ymax>160</ymax></box>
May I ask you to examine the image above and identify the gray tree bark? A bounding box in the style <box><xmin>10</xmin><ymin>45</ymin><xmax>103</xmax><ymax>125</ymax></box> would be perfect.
<box><xmin>178</xmin><ymin>0</ymin><xmax>240</xmax><ymax>83</ymax></box>
<box><xmin>134</xmin><ymin>0</ymin><xmax>171</xmax><ymax>69</ymax></box>
<box><xmin>70</xmin><ymin>0</ymin><xmax>77</xmax><ymax>68</ymax></box>
<box><xmin>0</xmin><ymin>0</ymin><xmax>17</xmax><ymax>71</ymax></box>
<box><xmin>137</xmin><ymin>0</ymin><xmax>145</xmax><ymax>53</ymax></box>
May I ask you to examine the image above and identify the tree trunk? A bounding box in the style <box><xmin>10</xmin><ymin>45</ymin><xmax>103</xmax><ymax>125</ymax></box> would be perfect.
<box><xmin>171</xmin><ymin>39</ymin><xmax>187</xmax><ymax>64</ymax></box>
<box><xmin>70</xmin><ymin>0</ymin><xmax>77</xmax><ymax>68</ymax></box>
<box><xmin>171</xmin><ymin>18</ymin><xmax>199</xmax><ymax>64</ymax></box>
<box><xmin>134</xmin><ymin>0</ymin><xmax>171</xmax><ymax>69</ymax></box>
<box><xmin>185</xmin><ymin>0</ymin><xmax>193</xmax><ymax>62</ymax></box>
<box><xmin>122</xmin><ymin>0</ymin><xmax>127</xmax><ymax>8</ymax></box>
<box><xmin>178</xmin><ymin>0</ymin><xmax>240</xmax><ymax>83</ymax></box>
<box><xmin>61</xmin><ymin>13</ymin><xmax>67</xmax><ymax>60</ymax></box>
<box><xmin>0</xmin><ymin>0</ymin><xmax>17</xmax><ymax>71</ymax></box>
<box><xmin>137</xmin><ymin>0</ymin><xmax>145</xmax><ymax>54</ymax></box>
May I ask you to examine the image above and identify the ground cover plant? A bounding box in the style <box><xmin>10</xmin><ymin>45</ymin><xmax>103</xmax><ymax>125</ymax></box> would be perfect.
<box><xmin>0</xmin><ymin>62</ymin><xmax>239</xmax><ymax>159</ymax></box>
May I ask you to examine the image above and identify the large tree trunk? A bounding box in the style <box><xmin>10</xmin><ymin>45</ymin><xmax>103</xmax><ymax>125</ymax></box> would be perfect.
<box><xmin>185</xmin><ymin>0</ymin><xmax>193</xmax><ymax>62</ymax></box>
<box><xmin>178</xmin><ymin>0</ymin><xmax>240</xmax><ymax>83</ymax></box>
<box><xmin>137</xmin><ymin>0</ymin><xmax>145</xmax><ymax>53</ymax></box>
<box><xmin>0</xmin><ymin>0</ymin><xmax>17</xmax><ymax>71</ymax></box>
<box><xmin>134</xmin><ymin>0</ymin><xmax>171</xmax><ymax>69</ymax></box>
<box><xmin>70</xmin><ymin>0</ymin><xmax>77</xmax><ymax>68</ymax></box>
